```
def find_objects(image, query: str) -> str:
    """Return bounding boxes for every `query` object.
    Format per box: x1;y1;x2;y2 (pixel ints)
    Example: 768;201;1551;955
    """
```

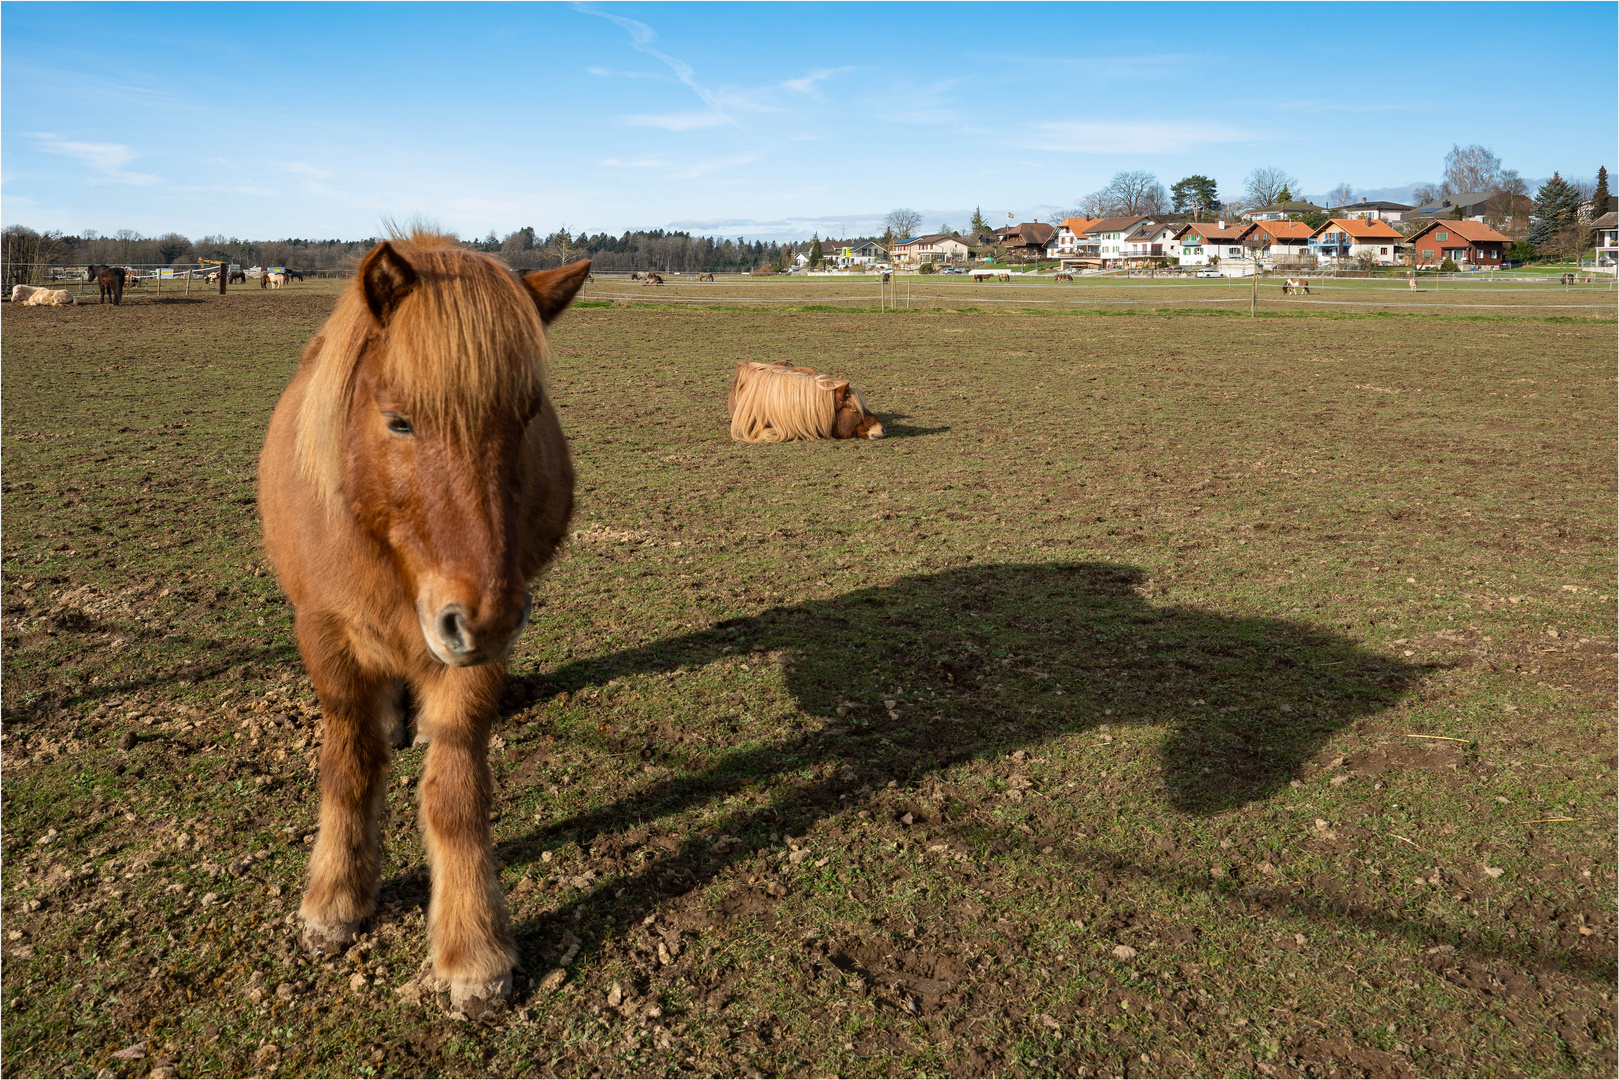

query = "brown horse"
728;360;884;442
1282;277;1310;295
972;272;992;282
698;272;715;282
89;265;125;305
642;273;664;286
998;273;1011;282
1054;273;1074;282
258;232;588;1019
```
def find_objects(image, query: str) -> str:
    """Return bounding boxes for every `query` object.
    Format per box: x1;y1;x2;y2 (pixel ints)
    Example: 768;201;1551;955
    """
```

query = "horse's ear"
523;260;593;324
360;242;418;325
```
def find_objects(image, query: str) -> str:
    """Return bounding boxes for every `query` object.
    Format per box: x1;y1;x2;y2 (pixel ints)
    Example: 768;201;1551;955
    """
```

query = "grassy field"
2;280;1615;1078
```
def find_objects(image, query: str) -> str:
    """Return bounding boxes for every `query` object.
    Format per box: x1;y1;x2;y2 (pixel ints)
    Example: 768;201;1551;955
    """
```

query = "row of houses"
804;206;1514;273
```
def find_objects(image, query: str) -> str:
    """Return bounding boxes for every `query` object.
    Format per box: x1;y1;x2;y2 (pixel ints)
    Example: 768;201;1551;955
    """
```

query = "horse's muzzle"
418;593;531;667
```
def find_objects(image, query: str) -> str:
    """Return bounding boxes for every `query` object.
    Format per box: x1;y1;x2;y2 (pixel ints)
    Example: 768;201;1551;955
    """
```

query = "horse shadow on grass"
872;411;950;439
461;561;1447;982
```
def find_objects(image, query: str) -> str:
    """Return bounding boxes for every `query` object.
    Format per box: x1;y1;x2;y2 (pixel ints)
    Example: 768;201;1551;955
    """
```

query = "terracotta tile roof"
1059;217;1100;234
1407;220;1511;243
1175;222;1244;241
1247;221;1313;240
1313;218;1402;240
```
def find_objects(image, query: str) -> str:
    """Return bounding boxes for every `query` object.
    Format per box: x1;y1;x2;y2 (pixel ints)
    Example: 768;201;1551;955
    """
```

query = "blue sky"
4;1;1615;242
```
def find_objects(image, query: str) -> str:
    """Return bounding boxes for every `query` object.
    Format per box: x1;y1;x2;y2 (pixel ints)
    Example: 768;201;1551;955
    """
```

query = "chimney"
1217;219;1225;230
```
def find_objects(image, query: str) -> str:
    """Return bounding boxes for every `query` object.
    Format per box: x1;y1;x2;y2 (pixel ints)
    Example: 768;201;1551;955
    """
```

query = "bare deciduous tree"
884;208;924;240
1487;169;1529;229
1243;166;1300;209
1326;182;1356;209
1443;144;1502;196
1411;182;1444;207
1096;171;1168;216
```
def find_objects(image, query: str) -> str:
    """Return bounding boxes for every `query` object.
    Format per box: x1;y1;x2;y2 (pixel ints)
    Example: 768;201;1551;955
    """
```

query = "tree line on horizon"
0;144;1608;277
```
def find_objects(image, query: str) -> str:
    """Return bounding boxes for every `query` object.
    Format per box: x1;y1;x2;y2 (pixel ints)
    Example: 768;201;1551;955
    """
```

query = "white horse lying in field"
11;284;43;302
23;288;76;306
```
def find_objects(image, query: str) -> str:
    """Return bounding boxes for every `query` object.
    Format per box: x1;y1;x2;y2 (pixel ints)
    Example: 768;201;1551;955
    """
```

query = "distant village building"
1403;220;1511;268
1326;199;1414;223
1308;218;1403;265
1241;200;1327;222
1409;192;1493;223
891;233;971;266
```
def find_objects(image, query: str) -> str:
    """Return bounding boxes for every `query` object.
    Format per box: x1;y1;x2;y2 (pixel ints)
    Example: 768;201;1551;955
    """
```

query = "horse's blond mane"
296;240;547;511
728;361;839;442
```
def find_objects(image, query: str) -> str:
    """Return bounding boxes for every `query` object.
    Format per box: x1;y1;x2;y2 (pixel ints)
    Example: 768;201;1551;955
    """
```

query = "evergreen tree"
809;233;823;269
1592;166;1610;218
1170;175;1220;221
1276;185;1293;204
1527;172;1582;246
970;206;990;234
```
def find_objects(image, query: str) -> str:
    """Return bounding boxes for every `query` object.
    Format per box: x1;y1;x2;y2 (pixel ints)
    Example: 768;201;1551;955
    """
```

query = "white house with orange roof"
1308;218;1402;265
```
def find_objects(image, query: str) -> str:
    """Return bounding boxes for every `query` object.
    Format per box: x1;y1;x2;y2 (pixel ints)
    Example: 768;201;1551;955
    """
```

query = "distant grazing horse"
230;270;247;284
1054;273;1074;282
642;273;664;286
267;272;286;289
972;272;992;282
1282;278;1310;295
629;271;642;281
998;274;1011;282
698;272;715;282
258;232;588;1019
260;271;270;290
728;359;885;442
1560;273;1576;285
24;288;76;307
89;265;125;305
286;269;305;282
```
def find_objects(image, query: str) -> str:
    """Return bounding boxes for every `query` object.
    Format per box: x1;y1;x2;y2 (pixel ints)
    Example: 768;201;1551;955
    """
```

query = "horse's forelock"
296;245;547;511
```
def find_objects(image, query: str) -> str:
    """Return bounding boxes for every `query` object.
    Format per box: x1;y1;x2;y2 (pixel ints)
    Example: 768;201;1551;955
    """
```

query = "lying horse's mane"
729;361;843;442
296;237;548;512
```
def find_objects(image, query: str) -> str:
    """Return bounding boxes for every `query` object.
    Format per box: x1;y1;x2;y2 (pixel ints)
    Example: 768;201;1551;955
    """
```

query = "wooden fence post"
219;262;227;295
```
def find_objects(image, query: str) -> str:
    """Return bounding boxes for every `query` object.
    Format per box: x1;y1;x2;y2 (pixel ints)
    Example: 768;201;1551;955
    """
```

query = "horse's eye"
384;413;413;436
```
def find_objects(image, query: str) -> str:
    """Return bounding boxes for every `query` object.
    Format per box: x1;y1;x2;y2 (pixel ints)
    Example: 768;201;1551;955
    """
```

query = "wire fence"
0;262;353;296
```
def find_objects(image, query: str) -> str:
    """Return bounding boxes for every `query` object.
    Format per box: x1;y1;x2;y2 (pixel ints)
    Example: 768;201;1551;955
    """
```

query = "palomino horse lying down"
24;288;76;306
728;359;884;442
258;231;588;1019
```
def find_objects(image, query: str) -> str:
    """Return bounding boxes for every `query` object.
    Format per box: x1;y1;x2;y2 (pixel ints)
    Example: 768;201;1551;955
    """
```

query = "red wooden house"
1404;220;1510;268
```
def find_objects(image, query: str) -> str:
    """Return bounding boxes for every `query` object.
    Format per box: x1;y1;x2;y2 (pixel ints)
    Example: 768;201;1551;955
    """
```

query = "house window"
1380;247;1388;255
1422;249;1434;259
1436;231;1448;241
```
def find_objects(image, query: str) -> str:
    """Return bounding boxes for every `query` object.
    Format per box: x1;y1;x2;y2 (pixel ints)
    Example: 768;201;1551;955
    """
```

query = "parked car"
1195;268;1221;278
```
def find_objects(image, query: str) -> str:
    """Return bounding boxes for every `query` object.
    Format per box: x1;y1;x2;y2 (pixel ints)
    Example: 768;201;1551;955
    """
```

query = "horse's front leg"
296;617;393;955
414;662;514;1018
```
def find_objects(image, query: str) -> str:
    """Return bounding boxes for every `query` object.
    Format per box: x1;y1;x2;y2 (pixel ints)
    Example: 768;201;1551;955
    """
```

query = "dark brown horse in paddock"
230;270;247;284
698;272;715;281
88;265;125;305
258;231;587;1019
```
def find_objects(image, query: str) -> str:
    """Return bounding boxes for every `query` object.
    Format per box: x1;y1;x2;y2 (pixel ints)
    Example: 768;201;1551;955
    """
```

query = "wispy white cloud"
26;133;160;185
1025;121;1253;154
280;161;334;181
586;65;668;80
617;112;731;132
781;66;851;98
576;5;737;128
601;157;669;169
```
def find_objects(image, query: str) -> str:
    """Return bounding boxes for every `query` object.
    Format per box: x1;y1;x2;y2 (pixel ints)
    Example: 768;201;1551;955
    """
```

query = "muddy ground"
2;282;1615;1077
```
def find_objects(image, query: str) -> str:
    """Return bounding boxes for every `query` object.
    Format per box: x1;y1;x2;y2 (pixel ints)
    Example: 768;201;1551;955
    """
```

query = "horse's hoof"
300;918;362;957
449;972;513;1021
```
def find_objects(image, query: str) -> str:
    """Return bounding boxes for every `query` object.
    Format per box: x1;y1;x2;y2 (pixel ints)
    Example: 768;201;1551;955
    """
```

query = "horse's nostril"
437;608;469;653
